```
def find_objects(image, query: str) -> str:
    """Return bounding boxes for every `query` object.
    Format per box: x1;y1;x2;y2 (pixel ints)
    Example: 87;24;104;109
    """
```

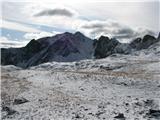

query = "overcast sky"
0;0;159;47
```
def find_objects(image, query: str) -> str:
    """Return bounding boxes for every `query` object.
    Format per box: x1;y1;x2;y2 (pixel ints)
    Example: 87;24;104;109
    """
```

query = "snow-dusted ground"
1;50;160;120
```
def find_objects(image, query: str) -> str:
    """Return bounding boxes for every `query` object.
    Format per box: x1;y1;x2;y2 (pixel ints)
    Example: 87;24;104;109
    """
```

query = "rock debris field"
1;54;160;120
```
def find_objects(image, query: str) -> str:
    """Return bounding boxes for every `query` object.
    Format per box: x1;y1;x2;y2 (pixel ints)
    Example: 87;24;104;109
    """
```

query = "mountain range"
1;32;160;68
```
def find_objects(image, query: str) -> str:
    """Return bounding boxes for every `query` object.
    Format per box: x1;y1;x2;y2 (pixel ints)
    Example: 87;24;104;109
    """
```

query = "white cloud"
0;20;41;33
1;1;158;44
23;3;79;17
0;36;29;48
78;19;156;42
34;8;77;17
24;31;61;40
20;3;81;30
2;1;159;33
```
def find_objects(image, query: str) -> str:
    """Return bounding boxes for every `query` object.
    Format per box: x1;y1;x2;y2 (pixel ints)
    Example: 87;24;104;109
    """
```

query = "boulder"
13;97;29;105
114;113;125;119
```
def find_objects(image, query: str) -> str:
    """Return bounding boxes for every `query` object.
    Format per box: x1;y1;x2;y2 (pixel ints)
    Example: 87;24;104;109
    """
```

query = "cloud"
79;20;155;42
81;20;120;30
18;3;81;30
24;31;61;40
0;36;29;48
0;20;41;33
82;22;105;29
2;1;159;36
1;2;157;44
34;8;75;17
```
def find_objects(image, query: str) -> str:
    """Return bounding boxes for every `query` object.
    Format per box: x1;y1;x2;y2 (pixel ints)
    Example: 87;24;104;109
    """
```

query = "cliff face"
94;36;120;58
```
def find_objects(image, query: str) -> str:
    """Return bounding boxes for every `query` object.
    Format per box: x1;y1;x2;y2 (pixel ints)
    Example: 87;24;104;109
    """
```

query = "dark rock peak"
97;36;120;45
130;34;157;50
74;31;92;42
25;39;39;47
56;32;77;41
99;36;110;41
142;35;156;42
94;36;120;58
63;32;74;37
24;39;43;53
74;31;84;36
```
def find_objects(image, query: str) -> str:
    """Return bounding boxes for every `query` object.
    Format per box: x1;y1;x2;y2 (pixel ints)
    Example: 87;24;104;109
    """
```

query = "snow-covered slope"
1;47;160;119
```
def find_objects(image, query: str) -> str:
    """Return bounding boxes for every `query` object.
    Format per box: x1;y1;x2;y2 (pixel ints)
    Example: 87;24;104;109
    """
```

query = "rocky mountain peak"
130;34;157;50
94;36;120;58
1;32;159;68
74;31;84;36
1;32;94;68
142;35;156;42
99;36;110;41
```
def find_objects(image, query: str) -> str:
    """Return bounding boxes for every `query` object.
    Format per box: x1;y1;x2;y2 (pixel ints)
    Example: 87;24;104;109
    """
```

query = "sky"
0;0;159;48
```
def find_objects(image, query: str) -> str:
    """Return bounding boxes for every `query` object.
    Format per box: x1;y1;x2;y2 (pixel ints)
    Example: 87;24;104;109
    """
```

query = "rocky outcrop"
114;113;125;119
146;109;160;118
93;36;133;58
13;97;29;105
130;35;158;50
94;36;120;58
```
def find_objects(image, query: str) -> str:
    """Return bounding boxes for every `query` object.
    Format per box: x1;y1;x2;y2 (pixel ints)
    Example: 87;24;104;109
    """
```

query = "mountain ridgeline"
94;34;160;58
1;32;160;68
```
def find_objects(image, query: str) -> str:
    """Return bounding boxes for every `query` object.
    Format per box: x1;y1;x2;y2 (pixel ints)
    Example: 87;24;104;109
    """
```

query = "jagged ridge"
1;32;160;68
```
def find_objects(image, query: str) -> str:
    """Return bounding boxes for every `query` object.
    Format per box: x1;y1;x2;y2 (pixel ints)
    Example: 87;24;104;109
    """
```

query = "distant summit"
94;34;160;58
130;35;158;50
